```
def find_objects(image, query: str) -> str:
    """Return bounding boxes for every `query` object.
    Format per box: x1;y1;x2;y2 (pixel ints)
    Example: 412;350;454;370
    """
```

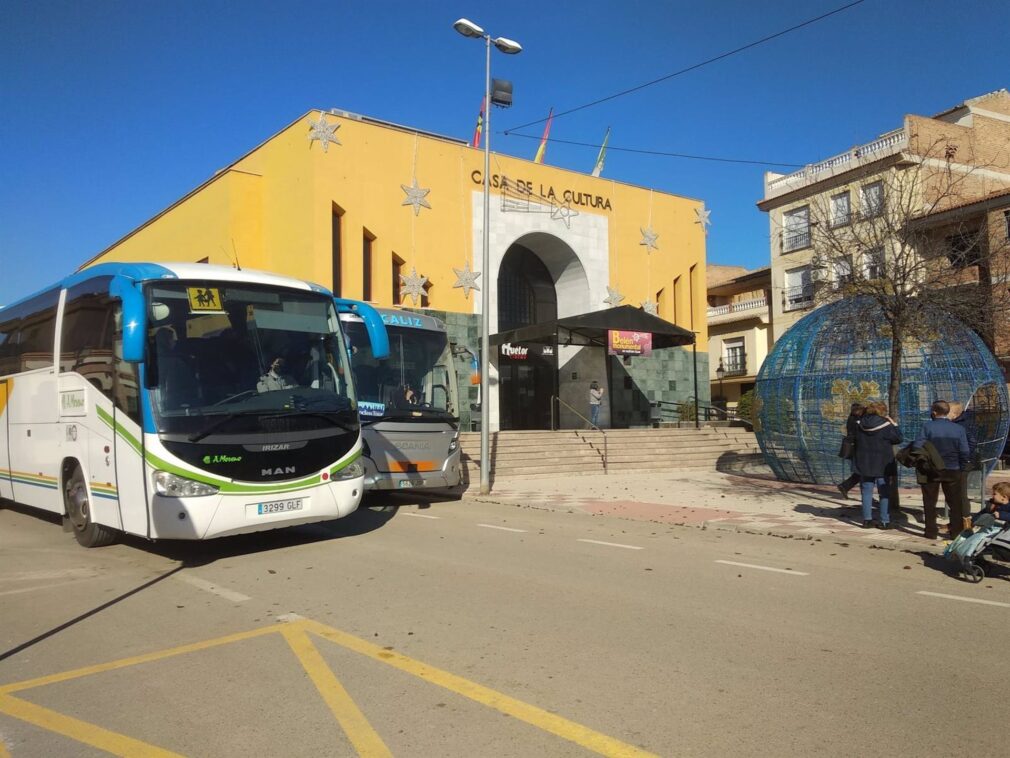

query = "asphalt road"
1;494;1008;757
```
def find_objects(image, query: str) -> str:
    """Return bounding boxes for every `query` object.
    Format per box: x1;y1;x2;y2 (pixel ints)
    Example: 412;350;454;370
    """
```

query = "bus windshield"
145;282;356;433
343;321;458;423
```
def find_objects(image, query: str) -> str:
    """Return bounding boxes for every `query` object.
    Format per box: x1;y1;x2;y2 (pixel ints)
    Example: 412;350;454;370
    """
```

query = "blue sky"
2;0;1007;306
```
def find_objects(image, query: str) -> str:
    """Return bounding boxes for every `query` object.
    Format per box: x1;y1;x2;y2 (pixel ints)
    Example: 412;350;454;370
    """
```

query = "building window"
783;206;810;252
1003;210;1010;240
946;231;981;269
672;276;681;324
689;264;697;330
829;191;850;228
833;256;854;289
331;203;344;297
722;338;746;376
655;288;665;319
863;247;885;280
391;253;404;305
859;181;883;219
783;266;813;312
421;281;431;308
362;230;374;301
196;256;209;264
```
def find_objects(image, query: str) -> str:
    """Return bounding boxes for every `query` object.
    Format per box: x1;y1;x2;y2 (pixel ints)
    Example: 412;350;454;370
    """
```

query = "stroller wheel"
967;564;985;583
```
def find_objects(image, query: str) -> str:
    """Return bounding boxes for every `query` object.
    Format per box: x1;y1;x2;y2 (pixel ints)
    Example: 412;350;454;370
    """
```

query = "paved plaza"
466;456;997;553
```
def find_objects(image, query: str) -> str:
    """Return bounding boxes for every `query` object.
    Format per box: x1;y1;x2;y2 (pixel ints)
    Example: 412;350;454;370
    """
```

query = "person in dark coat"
853;401;903;529
913;399;970;540
836;403;864;498
948;401;977;525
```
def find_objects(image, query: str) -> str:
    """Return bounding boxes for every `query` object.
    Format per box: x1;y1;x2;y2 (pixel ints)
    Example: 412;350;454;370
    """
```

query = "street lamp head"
493;36;522;54
716;360;726;380
453;18;485;38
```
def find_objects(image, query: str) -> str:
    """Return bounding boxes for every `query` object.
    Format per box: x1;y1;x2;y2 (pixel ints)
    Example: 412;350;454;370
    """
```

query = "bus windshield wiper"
262;411;358;433
188;412;259;443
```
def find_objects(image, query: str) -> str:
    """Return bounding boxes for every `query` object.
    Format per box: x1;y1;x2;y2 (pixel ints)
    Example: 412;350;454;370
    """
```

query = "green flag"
591;127;610;177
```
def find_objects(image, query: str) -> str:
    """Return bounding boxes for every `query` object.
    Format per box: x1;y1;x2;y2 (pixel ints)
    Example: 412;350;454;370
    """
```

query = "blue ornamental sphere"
754;297;1009;486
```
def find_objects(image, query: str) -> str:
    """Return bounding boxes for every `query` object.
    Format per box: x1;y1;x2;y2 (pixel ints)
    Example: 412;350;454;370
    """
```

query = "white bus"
0;262;388;547
340;308;464;493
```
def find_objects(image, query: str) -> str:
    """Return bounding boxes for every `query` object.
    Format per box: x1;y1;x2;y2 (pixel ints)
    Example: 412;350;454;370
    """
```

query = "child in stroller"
945;481;1010;583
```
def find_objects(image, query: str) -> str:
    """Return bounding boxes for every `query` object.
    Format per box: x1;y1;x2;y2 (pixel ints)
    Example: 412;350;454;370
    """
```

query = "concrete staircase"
459;426;763;480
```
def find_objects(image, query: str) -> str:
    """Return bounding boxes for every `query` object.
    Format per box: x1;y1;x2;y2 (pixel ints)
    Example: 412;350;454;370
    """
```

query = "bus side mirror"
110;276;147;363
333;298;389;359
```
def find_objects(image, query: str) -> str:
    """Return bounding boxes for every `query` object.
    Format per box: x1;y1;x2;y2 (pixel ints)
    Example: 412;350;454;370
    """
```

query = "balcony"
763;129;908;201
782;285;814;312
723;354;747;377
707;296;770;326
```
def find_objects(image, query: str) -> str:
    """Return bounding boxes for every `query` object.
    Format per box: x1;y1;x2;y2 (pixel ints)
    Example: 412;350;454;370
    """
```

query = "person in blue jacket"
913;400;970;540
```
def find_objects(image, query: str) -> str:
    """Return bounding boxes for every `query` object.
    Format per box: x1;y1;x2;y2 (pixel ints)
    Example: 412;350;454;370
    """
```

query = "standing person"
914;400;970;540
853;401;903;529
588;381;605;428
948;401;978;521
836;403;864;499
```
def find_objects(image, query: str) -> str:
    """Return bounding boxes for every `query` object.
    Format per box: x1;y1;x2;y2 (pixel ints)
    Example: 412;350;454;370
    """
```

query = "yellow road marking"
303;620;658;758
0;737;10;757
0;624;283;694
0;694;182;757
281;627;391;758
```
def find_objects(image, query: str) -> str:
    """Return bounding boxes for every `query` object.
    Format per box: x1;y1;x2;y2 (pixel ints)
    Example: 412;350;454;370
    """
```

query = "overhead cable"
503;0;868;134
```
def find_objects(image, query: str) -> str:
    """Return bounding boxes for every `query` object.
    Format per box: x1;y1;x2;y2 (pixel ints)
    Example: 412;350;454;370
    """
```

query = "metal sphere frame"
754;297;1010;487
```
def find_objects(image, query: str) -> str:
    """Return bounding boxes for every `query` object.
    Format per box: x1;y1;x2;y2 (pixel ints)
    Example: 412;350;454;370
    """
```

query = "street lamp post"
453;18;522;495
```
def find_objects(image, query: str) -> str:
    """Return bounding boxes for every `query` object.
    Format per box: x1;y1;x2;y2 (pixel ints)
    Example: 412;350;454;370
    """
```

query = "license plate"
397;480;414;489
252;498;303;516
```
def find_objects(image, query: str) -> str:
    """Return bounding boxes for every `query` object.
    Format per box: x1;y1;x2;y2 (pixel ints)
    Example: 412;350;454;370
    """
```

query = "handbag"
838;436;853;459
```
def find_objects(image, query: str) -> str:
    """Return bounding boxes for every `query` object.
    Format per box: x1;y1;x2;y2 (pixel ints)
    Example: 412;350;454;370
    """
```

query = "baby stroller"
945;513;1010;583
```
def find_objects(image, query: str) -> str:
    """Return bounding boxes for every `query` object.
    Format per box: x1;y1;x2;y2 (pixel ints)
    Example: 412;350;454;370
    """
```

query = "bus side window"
0;312;20;376
62;287;116;397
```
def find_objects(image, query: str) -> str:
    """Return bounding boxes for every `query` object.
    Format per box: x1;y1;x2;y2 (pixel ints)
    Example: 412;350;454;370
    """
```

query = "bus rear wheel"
64;463;117;548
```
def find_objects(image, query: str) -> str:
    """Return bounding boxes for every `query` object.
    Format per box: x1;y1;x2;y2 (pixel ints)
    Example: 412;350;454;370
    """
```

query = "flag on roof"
472;97;485;148
533;108;553;164
591;127;611;177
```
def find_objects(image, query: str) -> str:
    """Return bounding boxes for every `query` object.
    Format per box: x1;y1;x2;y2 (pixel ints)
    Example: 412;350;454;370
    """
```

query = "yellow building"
83;109;709;430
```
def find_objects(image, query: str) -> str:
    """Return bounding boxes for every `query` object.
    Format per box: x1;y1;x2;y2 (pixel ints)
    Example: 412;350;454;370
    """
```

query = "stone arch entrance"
495;233;596;430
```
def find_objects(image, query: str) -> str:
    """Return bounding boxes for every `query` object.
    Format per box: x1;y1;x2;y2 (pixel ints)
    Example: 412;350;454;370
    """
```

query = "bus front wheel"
64;463;117;548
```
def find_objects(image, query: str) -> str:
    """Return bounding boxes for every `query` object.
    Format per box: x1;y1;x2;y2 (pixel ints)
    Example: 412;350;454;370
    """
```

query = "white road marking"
176;574;251;602
477;524;527;533
402;512;441;520
0;579;92;597
916;591;1010;608
715;560;809;576
277;612;307;622
577;539;643;551
0;568;98;584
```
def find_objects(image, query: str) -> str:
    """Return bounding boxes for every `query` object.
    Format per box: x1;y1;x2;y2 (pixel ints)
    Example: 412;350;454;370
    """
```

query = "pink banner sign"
608;330;652;357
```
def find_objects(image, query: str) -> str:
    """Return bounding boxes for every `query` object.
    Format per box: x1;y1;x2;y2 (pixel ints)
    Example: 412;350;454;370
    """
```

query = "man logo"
262;466;296;476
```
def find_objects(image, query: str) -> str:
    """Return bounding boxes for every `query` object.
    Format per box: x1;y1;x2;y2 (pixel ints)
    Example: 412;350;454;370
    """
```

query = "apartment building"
706;264;772;408
758;89;1010;342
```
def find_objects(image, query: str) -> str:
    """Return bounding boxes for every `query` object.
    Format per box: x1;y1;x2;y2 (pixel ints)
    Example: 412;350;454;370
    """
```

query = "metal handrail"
550;395;608;474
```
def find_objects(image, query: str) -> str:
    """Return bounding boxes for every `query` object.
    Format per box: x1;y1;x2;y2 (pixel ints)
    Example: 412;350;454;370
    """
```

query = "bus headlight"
448;434;459;453
332;461;364;481
153;471;220;497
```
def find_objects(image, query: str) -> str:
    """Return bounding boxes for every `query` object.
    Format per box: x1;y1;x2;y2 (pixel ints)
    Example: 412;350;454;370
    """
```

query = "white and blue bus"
340;308;464;493
0;262;388;546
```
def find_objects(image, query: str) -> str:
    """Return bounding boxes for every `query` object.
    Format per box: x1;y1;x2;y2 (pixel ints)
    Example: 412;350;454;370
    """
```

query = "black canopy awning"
490;305;695;348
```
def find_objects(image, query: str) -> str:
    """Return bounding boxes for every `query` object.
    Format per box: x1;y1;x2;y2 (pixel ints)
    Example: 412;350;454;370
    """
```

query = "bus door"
0;379;12;501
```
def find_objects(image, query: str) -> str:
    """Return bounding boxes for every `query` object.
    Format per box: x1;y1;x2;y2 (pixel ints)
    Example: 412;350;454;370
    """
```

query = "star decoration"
603;286;625;307
639;226;659;252
399;267;428;304
550;199;579;228
401;179;432;216
695;206;712;234
452;260;481;299
640;299;658;315
307;114;341;152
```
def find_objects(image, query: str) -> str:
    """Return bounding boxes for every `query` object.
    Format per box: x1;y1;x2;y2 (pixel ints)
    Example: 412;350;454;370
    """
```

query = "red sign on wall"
608;330;652;357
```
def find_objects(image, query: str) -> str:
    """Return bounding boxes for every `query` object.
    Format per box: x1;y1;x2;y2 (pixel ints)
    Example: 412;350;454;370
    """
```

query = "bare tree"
806;134;1010;413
